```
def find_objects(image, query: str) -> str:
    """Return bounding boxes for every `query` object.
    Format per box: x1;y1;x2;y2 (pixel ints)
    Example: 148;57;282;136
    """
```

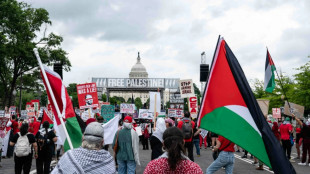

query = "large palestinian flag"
198;37;295;174
264;50;276;93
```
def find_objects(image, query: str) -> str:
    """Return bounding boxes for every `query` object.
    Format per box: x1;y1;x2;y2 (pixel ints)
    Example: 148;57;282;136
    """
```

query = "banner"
1;129;11;157
77;83;99;109
272;108;281;119
169;93;183;103
0;117;9;130
120;103;135;113
284;101;304;118
179;79;194;98
9;106;16;116
168;108;183;118
149;92;161;113
20;110;28;119
101;105;115;123
189;96;198;118
138;109;154;119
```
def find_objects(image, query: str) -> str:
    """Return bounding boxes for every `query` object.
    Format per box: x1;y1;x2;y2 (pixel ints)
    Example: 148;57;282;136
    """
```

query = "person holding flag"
198;37;296;174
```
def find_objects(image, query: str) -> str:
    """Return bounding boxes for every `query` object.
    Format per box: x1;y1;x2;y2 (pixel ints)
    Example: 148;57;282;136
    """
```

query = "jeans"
117;160;136;174
193;139;200;155
36;156;52;174
206;151;234;174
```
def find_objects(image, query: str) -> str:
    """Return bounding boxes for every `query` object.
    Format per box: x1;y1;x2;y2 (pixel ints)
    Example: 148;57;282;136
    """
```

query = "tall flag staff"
33;48;74;150
264;49;292;110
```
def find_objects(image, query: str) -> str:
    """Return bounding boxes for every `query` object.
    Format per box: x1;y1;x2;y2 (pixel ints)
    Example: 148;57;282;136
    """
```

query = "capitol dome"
129;52;148;78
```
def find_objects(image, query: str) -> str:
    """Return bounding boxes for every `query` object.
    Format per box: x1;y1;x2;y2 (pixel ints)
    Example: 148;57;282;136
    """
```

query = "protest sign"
170;93;183;103
77;83;99;109
81;108;96;122
200;129;208;139
179;79;194;98
149;92;161;113
272;108;281;119
27;107;35;117
0;110;4;117
0;117;9;130
101;105;115;123
284;101;304;118
31;99;40;115
20;110;28;119
170;103;184;109
189;96;198;118
168;108;183;118
120;103;135;113
138;109;154;119
135;126;142;136
26;102;32;109
9;106;16;116
257;99;269;118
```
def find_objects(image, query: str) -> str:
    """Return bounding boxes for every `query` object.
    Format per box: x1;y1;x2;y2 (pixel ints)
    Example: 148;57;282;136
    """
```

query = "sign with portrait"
77;83;99;109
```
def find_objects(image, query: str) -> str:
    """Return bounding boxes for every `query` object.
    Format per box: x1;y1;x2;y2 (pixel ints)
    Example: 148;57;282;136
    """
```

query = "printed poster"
0;117;9;130
9;106;16;116
272;108;281;119
77;83;99;109
149;92;161;113
120;103;135;113
168;109;183;118
189;96;198;118
138;109;154;119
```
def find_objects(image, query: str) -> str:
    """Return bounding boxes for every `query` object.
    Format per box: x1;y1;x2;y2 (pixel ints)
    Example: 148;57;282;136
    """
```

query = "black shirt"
11;133;36;144
35;129;56;158
150;136;163;160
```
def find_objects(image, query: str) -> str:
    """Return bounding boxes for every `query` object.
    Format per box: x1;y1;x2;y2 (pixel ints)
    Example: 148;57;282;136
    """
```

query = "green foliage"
102;94;107;102
134;97;143;110
193;83;201;105
0;0;70;107
66;83;78;108
110;96;126;105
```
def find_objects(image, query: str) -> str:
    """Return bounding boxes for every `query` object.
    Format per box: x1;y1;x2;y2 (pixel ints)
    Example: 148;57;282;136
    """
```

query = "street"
1;142;308;174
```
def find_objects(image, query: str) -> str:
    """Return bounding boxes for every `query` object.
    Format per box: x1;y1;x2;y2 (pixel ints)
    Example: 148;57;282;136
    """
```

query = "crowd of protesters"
1;106;310;174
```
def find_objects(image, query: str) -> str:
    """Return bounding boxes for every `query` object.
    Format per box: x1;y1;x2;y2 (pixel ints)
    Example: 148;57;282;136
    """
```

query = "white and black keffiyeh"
51;147;116;174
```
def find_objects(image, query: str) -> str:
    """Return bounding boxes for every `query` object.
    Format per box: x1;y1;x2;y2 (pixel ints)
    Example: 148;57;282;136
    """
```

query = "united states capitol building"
92;53;184;109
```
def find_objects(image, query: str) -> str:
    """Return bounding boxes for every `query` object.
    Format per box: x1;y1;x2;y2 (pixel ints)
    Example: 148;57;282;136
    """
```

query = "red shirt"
11;120;20;135
218;136;235;152
32;121;41;135
177;119;195;142
279;123;292;140
143;158;203;174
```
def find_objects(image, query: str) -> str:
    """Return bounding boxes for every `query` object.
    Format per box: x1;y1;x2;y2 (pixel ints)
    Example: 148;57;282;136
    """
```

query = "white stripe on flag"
264;64;272;90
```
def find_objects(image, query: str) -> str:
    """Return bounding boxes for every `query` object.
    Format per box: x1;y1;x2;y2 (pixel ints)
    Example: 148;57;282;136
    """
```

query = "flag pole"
267;49;292;112
33;48;74;150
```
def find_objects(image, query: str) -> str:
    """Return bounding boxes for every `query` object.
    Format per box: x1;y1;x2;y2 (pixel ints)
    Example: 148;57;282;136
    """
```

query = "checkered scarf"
51;147;116;174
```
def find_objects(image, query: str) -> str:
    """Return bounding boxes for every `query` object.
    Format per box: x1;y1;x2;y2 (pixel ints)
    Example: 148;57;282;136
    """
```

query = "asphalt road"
1;143;309;174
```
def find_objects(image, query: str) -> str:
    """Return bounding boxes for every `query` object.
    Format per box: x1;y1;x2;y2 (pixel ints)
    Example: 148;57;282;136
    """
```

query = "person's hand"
34;153;38;159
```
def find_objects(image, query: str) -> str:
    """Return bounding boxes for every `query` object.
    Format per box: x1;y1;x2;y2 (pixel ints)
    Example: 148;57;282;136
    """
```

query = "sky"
23;0;310;89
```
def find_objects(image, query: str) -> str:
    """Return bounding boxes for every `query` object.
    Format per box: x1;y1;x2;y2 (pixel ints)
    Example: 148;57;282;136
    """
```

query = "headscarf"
152;118;166;142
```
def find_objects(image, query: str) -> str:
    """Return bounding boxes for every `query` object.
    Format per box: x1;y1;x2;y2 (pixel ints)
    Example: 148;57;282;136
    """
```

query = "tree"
193;83;201;105
293;62;310;116
134;97;143;110
0;0;71;108
66;83;78;108
102;94;107;102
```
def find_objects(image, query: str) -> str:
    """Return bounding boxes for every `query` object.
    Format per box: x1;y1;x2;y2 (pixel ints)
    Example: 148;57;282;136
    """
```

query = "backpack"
14;133;31;157
182;121;193;139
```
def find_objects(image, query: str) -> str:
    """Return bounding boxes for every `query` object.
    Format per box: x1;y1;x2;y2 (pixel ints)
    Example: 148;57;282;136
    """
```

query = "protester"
210;131;218;150
206;135;235;174
177;111;195;161
199;132;207;149
11;115;20;135
0;134;2;168
113;116;140;174
165;118;174;128
295;126;302;160
29;117;41;135
142;124;150;150
294;115;310;166
272;121;280;141
150;118;166;159
193;119;201;157
36;121;57;174
144;127;203;174
279;117;294;162
10;123;38;174
52;122;116;173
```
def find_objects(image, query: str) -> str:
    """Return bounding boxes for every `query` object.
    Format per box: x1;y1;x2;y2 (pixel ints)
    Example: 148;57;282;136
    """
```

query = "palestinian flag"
40;66;82;152
198;37;296;174
41;109;53;126
264;50;276;93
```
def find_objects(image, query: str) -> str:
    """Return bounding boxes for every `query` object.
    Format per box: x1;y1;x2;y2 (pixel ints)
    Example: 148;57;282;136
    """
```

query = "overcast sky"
24;0;310;89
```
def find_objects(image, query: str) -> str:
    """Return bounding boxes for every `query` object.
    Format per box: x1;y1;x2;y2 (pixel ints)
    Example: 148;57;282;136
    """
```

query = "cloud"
22;0;310;89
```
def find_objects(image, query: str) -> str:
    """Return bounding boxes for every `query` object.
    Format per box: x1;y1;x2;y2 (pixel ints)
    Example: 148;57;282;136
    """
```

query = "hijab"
152;118;166;142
